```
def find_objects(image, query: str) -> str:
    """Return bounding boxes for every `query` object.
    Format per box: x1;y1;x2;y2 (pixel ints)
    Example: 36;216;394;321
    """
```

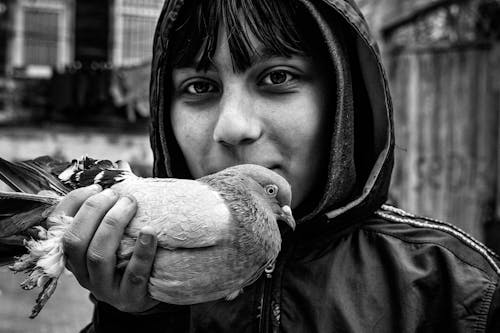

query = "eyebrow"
249;46;291;65
179;45;296;72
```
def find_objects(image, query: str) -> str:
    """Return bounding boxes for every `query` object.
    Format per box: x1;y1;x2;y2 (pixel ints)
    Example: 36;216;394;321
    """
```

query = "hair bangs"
168;0;314;72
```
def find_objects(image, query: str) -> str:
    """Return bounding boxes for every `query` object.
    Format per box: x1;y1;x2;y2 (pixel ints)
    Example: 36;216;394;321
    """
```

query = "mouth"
277;205;296;230
207;163;284;176
268;165;286;179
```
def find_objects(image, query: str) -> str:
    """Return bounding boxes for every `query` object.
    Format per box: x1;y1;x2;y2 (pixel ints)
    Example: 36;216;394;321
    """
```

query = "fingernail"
140;233;152;245
89;184;102;192
102;188;117;197
119;195;135;205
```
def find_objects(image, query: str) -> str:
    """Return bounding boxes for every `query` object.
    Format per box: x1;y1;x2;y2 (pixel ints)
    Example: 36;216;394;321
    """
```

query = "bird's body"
111;174;284;304
0;156;294;317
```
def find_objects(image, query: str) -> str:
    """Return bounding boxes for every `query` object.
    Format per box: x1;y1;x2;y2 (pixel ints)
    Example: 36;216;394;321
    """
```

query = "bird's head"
224;164;296;231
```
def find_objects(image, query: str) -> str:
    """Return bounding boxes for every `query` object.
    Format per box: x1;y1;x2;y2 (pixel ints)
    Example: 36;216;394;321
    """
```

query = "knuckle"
134;248;153;262
66;187;95;201
64;189;84;202
102;214;124;229
127;272;146;286
62;229;83;252
86;248;107;266
82;196;104;211
83;190;118;211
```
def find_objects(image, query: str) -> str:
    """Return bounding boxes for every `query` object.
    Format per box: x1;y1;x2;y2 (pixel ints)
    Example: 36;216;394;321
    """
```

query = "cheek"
301;88;330;154
170;104;213;176
171;105;193;148
278;94;329;159
276;93;329;205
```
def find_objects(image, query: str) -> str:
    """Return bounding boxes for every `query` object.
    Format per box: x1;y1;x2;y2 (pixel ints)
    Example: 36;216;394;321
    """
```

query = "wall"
0;125;153;176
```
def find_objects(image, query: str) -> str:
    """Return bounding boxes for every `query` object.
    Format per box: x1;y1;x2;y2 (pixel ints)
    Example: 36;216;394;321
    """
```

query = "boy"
57;0;500;331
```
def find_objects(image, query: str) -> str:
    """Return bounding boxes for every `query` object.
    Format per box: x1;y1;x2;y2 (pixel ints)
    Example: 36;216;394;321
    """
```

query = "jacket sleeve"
80;296;190;333
487;282;500;332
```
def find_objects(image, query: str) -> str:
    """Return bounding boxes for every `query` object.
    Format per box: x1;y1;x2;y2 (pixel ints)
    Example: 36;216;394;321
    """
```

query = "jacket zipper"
258;262;275;333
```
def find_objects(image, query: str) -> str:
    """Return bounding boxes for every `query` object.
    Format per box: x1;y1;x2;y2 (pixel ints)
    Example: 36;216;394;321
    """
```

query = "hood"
149;0;394;224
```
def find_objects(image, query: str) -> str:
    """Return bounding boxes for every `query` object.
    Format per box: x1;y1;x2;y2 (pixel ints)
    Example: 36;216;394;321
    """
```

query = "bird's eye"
265;184;279;197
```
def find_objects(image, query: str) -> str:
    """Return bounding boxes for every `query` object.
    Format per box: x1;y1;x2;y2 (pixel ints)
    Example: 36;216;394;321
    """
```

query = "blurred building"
0;0;163;125
6;0;74;75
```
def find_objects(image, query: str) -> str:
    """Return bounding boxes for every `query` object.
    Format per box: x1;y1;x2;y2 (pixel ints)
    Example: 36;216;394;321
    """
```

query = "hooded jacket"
83;0;500;332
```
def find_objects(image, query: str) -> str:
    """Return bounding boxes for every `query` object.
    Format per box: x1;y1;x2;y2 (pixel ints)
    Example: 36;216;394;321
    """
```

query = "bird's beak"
278;205;296;230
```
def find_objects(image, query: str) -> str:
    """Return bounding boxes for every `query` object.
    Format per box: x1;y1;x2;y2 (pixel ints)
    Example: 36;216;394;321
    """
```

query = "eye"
260;70;294;86
264;184;279;197
185;80;218;94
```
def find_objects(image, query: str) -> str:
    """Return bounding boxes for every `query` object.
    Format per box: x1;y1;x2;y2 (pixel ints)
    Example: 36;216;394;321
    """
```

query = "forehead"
185;27;305;72
167;0;326;72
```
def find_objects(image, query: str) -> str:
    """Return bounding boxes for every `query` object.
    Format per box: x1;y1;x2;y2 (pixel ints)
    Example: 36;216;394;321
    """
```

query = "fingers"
51;184;102;218
87;195;138;295
118;226;159;312
56;185;158;313
62;188;120;288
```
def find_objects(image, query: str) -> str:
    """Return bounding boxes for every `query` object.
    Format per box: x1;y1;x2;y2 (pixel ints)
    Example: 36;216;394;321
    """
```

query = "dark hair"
168;0;324;72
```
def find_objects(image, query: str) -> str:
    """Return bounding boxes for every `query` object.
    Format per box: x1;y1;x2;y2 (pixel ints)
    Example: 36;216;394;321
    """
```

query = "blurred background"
0;0;499;331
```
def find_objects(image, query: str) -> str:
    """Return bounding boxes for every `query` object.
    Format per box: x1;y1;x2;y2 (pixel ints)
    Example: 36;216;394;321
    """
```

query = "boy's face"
170;28;332;209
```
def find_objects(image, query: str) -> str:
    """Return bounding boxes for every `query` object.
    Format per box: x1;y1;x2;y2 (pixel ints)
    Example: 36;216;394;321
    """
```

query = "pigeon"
0;156;295;318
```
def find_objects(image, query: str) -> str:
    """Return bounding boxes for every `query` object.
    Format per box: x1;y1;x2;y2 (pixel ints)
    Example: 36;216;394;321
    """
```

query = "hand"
52;184;160;313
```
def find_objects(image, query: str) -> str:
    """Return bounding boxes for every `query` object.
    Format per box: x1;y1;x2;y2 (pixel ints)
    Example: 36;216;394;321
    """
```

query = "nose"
213;87;262;146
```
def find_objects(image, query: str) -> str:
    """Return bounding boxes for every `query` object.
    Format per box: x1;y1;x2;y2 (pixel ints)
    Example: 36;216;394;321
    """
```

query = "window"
11;0;73;74
23;7;59;66
122;0;162;8
113;0;163;66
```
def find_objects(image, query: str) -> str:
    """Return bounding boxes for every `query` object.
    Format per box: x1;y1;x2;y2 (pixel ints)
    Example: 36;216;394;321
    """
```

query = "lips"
268;166;284;177
206;162;283;176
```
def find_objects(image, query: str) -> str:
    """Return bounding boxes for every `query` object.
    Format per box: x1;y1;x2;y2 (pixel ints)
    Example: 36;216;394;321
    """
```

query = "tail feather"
0;236;28;266
0;191;59;269
0;157;71;195
0;192;59;238
0;155;123;318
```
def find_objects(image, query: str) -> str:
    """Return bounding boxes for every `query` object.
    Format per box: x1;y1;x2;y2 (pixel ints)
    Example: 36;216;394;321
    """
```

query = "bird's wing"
0;156;72;195
111;178;233;250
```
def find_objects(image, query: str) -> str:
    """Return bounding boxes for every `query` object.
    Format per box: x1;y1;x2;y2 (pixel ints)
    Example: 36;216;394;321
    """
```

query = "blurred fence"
388;44;499;239
383;1;500;241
